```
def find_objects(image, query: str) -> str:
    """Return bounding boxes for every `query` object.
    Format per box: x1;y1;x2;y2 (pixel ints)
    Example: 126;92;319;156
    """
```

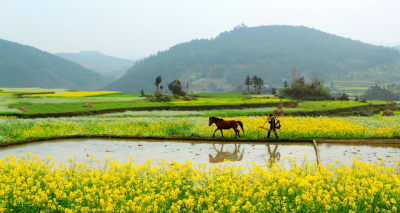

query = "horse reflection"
209;144;244;163
263;144;281;168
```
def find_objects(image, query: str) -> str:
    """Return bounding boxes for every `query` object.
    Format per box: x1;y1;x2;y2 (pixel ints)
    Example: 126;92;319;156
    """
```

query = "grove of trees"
361;84;399;101
244;75;264;93
281;74;331;100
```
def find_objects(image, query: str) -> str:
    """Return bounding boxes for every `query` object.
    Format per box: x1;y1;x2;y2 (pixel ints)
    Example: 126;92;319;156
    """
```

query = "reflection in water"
263;144;281;168
209;143;244;163
1;138;396;168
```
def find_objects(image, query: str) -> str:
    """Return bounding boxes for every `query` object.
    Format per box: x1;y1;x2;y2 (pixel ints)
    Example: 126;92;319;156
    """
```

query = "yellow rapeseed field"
0;116;16;119
0;154;399;212
2;115;398;142
25;91;121;98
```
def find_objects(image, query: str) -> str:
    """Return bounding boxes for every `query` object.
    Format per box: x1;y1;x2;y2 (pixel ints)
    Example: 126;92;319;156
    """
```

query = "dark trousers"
267;130;279;138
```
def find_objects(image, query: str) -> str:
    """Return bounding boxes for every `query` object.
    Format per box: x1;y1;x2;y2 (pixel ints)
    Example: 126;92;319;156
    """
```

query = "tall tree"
155;76;162;88
168;80;186;96
272;88;277;96
257;78;264;92
291;66;297;85
252;76;259;91
244;75;253;92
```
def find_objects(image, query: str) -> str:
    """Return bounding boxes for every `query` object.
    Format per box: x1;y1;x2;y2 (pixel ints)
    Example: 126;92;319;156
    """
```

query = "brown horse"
208;117;244;138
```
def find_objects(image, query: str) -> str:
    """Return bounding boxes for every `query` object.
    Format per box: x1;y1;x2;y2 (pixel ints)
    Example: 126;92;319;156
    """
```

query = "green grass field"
298;100;387;111
194;93;251;98
0;88;391;116
0;89;294;115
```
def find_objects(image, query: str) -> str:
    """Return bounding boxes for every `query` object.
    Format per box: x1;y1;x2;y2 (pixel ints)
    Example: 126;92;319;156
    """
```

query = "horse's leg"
213;128;219;137
233;145;238;154
213;143;218;152
220;129;223;138
235;123;240;138
233;127;239;138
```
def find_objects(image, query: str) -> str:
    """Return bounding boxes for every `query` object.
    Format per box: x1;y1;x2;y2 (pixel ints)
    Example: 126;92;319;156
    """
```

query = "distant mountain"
394;45;400;51
55;51;134;82
0;39;105;90
103;25;400;93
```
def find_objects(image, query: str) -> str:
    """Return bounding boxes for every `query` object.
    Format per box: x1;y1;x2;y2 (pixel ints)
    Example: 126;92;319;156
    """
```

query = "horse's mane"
210;117;224;121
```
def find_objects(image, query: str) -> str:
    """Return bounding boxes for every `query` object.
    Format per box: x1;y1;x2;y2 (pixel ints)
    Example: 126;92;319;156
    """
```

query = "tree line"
244;75;264;93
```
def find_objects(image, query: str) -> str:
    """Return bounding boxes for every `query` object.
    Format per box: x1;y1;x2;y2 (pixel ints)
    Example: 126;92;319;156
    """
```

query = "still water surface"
0;139;398;168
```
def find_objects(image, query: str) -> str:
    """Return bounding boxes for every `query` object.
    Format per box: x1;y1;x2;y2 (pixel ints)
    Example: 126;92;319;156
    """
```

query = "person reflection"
263;144;281;168
208;143;244;163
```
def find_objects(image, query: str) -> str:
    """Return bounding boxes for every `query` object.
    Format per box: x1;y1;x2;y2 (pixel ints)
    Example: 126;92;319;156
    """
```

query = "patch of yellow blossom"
1;116;399;142
25;91;121;98
0;154;399;212
0;116;17;120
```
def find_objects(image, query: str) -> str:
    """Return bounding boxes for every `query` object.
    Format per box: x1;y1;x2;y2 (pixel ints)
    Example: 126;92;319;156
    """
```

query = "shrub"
338;93;349;101
149;95;171;102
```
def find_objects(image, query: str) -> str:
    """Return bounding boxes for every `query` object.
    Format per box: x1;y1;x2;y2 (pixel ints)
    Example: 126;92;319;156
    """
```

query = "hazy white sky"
1;0;399;60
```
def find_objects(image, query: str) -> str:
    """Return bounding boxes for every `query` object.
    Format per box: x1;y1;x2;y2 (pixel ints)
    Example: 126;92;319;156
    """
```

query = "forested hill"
55;51;134;82
103;25;400;93
0;39;105;90
394;45;400;51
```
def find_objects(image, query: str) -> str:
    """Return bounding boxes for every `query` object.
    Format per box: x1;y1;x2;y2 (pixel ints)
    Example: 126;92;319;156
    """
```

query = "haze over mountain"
103;25;400;93
0;39;105;90
55;51;134;82
394;45;400;51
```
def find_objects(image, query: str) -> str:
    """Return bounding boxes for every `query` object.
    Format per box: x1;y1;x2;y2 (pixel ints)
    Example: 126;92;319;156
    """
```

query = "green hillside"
103;25;400;93
55;51;134;82
0;39;105;90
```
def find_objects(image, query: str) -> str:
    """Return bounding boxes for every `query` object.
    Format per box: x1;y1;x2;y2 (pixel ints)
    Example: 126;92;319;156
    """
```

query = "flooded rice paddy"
0;139;399;168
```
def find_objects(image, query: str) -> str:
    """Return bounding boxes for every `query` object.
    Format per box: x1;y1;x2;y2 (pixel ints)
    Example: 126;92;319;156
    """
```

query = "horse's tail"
237;121;244;134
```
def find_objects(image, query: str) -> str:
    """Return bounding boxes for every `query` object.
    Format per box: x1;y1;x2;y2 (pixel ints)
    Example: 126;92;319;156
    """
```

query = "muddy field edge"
2;135;400;148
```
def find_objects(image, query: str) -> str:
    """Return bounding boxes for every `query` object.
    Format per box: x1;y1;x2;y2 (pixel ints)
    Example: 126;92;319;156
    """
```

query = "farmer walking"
267;114;279;138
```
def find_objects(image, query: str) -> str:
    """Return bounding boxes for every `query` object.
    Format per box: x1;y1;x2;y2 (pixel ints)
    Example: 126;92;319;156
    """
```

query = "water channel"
0;139;399;168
